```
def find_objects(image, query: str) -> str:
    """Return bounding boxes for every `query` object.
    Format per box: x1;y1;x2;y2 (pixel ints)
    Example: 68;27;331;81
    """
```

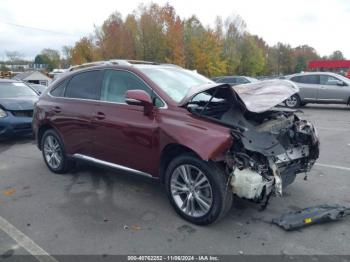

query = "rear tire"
41;129;73;174
285;94;301;108
164;153;233;225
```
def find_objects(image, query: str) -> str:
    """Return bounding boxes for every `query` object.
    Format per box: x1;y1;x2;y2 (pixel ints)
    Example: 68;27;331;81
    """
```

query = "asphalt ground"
0;104;349;260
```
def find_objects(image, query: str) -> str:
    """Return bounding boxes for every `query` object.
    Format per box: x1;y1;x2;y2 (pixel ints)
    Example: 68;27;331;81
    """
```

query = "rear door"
49;70;103;156
319;74;350;103
290;75;320;101
90;69;162;175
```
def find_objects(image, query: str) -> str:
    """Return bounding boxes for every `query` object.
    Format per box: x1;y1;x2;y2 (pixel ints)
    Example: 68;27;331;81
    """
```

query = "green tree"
238;34;265;76
328;50;345;60
293;45;319;72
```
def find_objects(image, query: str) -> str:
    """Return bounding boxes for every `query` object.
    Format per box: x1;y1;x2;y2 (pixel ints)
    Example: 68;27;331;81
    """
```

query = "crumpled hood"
0;96;38;111
180;80;299;113
233;80;299;113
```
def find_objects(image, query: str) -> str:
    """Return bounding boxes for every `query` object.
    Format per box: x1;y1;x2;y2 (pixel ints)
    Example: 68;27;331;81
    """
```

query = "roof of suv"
67;59;172;72
285;71;346;79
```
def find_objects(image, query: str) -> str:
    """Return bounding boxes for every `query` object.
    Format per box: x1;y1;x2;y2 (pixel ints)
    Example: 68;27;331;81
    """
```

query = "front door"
91;69;161;175
319;75;350;103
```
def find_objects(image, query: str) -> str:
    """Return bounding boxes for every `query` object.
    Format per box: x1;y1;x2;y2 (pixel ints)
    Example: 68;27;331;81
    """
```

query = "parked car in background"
28;83;47;95
0;79;38;139
213;76;258;86
284;72;350;108
33;60;319;225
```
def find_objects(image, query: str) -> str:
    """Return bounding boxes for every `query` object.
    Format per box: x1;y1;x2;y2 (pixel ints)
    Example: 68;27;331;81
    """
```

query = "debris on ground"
272;204;350;231
131;225;142;231
2;188;16;196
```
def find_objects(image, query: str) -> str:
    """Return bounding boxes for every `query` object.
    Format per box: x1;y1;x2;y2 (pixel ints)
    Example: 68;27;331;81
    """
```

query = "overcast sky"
0;0;349;60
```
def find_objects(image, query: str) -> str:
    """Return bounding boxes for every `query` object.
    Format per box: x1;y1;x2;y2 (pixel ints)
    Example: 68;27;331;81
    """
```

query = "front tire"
41;129;73;174
285;94;301;108
165;154;233;225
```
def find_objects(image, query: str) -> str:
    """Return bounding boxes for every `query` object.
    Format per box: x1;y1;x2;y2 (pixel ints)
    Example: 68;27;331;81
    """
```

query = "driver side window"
101;70;151;103
320;75;343;86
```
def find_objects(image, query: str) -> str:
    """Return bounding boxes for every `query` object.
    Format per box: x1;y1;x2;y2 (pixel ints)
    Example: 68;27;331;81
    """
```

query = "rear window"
65;71;101;100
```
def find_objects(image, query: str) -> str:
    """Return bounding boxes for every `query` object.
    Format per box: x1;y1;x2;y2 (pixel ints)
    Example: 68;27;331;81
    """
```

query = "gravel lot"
0;104;349;258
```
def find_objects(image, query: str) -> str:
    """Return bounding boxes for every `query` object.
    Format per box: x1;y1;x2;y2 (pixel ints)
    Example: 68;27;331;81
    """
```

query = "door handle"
94;111;106;120
53;106;61;113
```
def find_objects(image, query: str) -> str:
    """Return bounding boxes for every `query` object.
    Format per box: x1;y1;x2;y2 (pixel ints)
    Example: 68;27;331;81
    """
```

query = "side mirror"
125;90;153;114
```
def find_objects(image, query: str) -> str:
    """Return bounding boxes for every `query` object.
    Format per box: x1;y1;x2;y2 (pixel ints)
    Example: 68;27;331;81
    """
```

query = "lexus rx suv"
33;60;319;225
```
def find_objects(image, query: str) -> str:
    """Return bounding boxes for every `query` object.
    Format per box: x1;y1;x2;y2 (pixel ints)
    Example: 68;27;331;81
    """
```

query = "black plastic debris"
272;204;350;231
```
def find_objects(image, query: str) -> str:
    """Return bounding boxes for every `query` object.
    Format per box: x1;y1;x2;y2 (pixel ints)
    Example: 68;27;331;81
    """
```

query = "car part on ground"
33;60;320;224
272;205;350;231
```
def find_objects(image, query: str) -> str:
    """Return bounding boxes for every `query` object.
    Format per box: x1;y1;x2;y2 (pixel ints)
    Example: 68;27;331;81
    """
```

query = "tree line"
2;3;346;77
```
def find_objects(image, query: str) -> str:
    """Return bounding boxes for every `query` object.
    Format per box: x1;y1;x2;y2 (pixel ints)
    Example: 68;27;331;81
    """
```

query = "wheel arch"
37;123;61;150
159;143;201;184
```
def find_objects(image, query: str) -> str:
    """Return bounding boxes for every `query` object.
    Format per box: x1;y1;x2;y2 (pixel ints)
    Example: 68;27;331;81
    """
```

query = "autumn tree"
71;37;97;65
161;4;185;66
95;12;136;60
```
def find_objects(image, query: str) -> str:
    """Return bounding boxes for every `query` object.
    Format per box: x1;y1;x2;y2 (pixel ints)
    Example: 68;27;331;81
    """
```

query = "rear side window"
50;80;66;97
291;75;319;84
65;71;101;100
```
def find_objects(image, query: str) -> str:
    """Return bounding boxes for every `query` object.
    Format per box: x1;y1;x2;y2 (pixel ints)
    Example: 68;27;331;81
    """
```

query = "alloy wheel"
285;95;298;107
170;164;213;217
43;135;62;169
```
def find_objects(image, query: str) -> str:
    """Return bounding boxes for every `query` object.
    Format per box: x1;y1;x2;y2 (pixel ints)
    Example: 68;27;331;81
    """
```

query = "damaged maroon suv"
33;60;319;225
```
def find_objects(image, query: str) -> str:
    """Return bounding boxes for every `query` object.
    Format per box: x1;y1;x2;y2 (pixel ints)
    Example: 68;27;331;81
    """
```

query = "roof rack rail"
67;61;116;72
67;59;176;72
109;59;161;66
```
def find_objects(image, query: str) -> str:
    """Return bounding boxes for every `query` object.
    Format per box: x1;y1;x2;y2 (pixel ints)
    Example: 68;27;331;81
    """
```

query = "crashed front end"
186;80;319;204
227;111;319;201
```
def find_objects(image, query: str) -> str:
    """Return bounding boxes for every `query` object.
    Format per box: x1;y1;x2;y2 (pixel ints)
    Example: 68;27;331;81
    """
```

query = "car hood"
180;80;299;113
0;96;38;111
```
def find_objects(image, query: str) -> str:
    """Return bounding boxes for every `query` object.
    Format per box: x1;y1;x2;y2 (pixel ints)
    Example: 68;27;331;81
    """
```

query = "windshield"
0;82;38;98
138;67;213;102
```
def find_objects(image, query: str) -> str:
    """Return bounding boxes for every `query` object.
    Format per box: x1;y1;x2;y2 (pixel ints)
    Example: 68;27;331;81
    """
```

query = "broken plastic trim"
272;204;350;231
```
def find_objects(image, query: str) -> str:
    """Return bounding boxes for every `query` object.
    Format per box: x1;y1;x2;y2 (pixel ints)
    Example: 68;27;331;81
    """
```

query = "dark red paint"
32;65;233;177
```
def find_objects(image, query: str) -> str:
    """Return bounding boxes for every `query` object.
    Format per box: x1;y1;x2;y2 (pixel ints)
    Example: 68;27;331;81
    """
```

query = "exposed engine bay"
186;81;320;206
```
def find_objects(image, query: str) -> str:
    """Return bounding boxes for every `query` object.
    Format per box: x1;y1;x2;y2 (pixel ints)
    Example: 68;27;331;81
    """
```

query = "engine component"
230;168;273;200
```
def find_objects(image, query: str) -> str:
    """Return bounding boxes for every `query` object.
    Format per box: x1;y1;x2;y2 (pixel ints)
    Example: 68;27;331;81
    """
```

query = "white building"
12;71;52;86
